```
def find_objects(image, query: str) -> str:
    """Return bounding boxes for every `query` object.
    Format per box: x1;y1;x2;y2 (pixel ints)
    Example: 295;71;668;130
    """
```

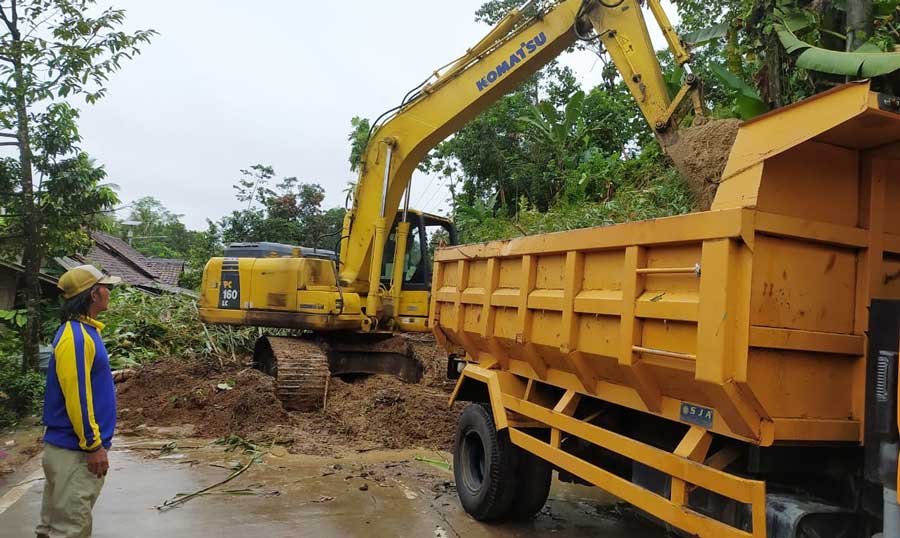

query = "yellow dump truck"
432;81;900;538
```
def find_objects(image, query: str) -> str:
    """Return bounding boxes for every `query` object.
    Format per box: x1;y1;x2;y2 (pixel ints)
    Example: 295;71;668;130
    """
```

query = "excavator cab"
380;211;458;292
380;211;457;332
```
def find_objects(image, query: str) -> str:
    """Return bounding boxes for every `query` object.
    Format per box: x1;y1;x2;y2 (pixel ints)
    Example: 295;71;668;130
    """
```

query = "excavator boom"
337;0;698;329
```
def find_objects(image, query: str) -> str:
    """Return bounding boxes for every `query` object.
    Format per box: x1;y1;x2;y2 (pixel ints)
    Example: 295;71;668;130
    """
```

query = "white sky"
69;0;677;230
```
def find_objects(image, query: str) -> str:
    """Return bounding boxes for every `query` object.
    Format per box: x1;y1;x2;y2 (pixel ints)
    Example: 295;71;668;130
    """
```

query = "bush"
455;142;695;243
102;288;257;369
0;355;44;429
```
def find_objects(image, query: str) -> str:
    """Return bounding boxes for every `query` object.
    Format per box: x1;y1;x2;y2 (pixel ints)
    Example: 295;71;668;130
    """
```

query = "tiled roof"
146;258;185;286
85;232;185;288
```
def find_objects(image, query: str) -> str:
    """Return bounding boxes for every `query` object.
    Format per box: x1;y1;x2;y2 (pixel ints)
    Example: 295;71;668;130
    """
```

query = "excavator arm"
338;0;698;329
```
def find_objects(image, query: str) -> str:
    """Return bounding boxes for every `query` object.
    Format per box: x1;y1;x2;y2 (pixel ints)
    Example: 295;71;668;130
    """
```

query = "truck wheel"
454;403;518;521
507;449;552;520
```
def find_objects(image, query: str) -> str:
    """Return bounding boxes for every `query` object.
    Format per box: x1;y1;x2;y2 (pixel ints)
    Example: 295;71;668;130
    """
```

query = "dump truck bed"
432;82;900;447
432;82;900;537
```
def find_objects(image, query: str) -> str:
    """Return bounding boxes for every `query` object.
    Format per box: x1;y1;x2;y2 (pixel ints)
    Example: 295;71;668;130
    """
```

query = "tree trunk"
11;30;41;373
726;25;742;76
846;0;874;52
766;33;785;109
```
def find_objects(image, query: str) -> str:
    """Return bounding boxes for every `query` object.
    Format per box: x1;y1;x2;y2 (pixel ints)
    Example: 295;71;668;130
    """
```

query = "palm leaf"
709;64;763;101
665;64;686;98
564;91;585;128
855;42;884;53
776;9;812;33
538;101;559;123
709;64;767;120
777;23;900;77
682;22;729;46
517;115;553;140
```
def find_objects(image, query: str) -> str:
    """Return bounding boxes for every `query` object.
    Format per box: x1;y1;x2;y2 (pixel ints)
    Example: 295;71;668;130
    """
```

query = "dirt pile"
308;375;463;452
117;336;464;456
666;118;741;210
116;357;290;439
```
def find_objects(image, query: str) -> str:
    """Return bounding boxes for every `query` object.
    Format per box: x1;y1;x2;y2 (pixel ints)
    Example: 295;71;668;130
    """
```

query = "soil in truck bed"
666;118;741;210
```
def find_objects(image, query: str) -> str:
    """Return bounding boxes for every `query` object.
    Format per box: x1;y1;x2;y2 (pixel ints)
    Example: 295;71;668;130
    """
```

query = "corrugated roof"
0;259;60;287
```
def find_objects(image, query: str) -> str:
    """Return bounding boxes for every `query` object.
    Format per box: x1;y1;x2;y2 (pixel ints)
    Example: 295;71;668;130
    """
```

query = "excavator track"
253;336;330;411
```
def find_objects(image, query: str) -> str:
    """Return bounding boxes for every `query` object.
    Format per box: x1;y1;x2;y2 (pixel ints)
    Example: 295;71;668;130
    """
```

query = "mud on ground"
116;336;464;456
0;420;43;476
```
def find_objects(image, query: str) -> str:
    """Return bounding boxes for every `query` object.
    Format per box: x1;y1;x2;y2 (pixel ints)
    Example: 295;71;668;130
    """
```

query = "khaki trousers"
35;443;105;538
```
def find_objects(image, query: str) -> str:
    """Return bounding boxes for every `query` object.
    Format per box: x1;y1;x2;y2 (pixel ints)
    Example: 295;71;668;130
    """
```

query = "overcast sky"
71;0;677;230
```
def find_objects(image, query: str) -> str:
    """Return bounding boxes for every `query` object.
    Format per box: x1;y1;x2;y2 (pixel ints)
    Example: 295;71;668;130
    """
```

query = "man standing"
37;265;120;538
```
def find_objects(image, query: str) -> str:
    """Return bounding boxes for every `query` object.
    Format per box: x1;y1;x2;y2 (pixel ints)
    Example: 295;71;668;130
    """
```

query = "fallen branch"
169;487;279;498
415;455;452;471
157;458;253;511
124;445;205;451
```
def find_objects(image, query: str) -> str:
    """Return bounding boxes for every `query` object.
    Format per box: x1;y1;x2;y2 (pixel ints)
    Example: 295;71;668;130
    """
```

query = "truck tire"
454;403;518;521
507;449;552;520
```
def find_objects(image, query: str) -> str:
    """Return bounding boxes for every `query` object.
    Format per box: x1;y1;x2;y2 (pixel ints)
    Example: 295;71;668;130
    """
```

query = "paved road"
0;441;665;538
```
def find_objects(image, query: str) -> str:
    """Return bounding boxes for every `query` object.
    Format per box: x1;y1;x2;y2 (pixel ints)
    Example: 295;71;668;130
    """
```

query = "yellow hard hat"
58;265;122;300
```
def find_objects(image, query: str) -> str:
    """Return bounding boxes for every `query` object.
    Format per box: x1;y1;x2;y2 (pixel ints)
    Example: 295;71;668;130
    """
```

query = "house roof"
146;258;186;287
55;232;189;293
87;232;160;286
0;259;60;288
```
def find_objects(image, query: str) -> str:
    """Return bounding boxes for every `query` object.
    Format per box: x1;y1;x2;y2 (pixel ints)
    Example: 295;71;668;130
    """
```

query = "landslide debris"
116;357;289;440
116;336;464;456
665;118;741;211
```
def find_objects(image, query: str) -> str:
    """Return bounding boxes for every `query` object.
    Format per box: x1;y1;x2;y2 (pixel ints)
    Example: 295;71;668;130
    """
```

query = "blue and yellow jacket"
43;317;116;451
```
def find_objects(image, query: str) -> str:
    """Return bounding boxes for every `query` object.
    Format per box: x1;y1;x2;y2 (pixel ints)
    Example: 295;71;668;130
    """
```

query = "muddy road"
1;439;666;538
1;343;669;537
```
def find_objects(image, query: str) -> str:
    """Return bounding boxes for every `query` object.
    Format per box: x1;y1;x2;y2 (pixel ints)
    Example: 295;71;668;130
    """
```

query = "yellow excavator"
199;0;705;410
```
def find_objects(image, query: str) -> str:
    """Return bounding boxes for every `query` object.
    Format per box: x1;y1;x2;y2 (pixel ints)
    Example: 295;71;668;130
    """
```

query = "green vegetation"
0;0;156;371
0;326;42;428
0;353;43;428
100;289;257;370
678;0;900;112
452;142;693;243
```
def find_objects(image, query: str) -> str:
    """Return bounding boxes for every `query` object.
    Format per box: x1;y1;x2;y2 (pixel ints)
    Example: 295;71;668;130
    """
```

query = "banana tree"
518;90;590;171
777;23;900;76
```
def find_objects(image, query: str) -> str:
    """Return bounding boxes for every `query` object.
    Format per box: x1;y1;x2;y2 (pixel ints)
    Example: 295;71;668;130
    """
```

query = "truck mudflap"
451;364;769;537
